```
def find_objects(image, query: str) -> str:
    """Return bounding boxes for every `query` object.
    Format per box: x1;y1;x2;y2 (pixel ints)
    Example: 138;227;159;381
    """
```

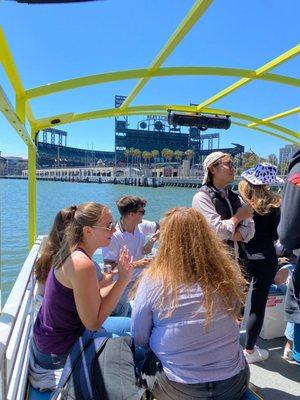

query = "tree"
161;148;174;163
185;149;194;160
174;150;183;164
151;150;159;163
242;152;260;169
129;147;135;164
142;151;152;165
161;148;169;162
278;160;289;175
267;154;278;165
124;149;130;166
133;149;141;165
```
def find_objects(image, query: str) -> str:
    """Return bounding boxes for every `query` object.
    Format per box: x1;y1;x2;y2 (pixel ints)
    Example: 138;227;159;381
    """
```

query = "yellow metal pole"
33;104;300;142
28;131;37;250
248;106;300;128
25;67;299;100
196;44;300;110
0;27;36;125
121;0;213;108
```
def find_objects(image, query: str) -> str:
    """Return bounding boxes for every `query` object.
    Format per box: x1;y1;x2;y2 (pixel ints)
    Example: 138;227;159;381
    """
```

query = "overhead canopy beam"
196;44;300;111
120;0;213;108
25;67;300;100
0;86;35;148
232;121;300;146
31;103;300;143
0;28;35;125
248;106;300;127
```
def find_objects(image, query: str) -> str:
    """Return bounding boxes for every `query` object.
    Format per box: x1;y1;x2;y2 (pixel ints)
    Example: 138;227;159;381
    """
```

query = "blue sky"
0;0;299;158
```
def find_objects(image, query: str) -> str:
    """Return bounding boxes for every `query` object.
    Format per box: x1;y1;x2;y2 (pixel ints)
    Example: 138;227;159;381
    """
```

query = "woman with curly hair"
239;163;282;364
131;207;248;400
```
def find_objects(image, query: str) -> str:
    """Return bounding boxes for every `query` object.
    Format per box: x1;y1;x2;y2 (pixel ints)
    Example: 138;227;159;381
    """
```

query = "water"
0;179;196;304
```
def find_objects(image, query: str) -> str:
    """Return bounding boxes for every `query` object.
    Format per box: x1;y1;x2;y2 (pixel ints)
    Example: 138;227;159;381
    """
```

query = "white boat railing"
0;236;43;400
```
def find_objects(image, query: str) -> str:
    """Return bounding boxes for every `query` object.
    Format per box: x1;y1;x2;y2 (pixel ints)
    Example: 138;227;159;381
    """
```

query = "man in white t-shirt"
102;195;159;316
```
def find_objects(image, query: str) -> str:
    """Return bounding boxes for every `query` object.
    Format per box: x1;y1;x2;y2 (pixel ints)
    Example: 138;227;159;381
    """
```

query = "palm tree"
174;150;183;164
133;149;142;166
166;149;174;163
124;149;130;166
185;149;194;161
129;147;135;164
151;150;159;163
142;151;148;165
142;151;152;165
161;148;169;163
162;149;174;163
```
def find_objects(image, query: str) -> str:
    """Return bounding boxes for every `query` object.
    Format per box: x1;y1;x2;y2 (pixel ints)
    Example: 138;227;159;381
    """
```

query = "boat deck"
249;337;300;399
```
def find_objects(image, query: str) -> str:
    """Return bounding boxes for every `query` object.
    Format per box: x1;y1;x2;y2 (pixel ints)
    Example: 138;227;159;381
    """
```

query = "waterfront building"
4;156;28;175
0;154;6;174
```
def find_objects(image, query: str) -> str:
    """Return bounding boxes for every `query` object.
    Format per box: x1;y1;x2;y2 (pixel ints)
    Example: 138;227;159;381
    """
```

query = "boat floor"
248;337;300;399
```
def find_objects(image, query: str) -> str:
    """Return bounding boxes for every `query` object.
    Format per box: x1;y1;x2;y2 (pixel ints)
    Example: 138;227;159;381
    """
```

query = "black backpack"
51;331;146;400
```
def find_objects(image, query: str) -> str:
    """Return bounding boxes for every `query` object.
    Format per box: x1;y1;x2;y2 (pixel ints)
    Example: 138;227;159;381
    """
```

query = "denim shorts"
30;338;68;370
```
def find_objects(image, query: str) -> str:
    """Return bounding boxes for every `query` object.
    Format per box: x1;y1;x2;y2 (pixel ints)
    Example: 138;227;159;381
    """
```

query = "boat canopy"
0;0;299;248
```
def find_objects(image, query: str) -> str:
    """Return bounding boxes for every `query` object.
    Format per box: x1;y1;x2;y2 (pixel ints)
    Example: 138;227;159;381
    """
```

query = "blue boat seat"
242;387;263;399
28;386;52;400
28;384;262;400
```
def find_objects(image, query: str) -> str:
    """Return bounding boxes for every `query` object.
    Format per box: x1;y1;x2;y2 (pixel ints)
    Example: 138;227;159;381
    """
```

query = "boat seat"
242;387;263;399
27;386;262;400
28;386;53;400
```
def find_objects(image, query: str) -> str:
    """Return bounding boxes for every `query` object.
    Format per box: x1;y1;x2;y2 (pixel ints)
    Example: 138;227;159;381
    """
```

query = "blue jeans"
293;323;300;363
31;317;131;370
102;316;131;336
31;338;68;370
285;322;294;341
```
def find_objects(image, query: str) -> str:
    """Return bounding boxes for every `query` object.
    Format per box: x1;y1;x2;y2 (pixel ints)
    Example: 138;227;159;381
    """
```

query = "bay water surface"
0;179;196;304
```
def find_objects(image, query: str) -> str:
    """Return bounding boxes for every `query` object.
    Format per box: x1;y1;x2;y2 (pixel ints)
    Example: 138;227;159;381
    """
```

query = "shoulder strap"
51;330;94;399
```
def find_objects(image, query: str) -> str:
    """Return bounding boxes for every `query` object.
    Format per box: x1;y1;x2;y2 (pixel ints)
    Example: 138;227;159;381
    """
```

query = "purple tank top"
34;265;85;355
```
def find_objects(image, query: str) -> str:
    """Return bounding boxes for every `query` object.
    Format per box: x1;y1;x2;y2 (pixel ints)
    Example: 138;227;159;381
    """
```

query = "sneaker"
243;346;269;363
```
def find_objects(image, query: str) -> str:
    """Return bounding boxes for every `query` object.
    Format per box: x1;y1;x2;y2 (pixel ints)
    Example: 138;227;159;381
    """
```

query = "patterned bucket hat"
241;162;284;185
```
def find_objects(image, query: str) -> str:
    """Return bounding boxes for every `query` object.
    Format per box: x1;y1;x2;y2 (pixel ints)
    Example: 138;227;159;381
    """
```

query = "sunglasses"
218;160;235;169
136;209;146;215
93;221;116;231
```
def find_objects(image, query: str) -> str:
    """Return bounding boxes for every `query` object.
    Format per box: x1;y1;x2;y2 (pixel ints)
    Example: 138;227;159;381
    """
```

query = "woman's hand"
117;246;134;285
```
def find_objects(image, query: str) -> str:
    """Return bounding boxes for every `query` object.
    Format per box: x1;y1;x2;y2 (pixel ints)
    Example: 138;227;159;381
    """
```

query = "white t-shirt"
102;219;157;301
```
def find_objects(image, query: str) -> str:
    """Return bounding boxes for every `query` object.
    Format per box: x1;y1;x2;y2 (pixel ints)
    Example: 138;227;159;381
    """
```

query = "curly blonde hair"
238;179;281;215
139;207;246;326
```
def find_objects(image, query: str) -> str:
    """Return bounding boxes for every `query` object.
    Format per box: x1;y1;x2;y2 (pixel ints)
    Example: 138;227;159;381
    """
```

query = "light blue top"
131;277;245;384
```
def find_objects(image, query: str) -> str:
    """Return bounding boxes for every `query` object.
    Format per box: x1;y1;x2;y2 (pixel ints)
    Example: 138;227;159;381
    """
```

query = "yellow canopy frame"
0;0;299;249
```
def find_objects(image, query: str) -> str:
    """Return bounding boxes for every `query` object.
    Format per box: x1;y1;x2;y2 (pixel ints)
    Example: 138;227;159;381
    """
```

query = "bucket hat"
241;162;284;185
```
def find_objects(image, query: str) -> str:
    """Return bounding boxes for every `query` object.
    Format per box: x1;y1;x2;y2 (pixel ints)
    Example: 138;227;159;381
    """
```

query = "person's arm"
99;280;116;298
140;220;160;236
278;168;300;250
131;277;156;348
143;229;160;254
132;258;151;268
269;207;281;241
192;192;252;241
65;248;133;331
235;217;255;243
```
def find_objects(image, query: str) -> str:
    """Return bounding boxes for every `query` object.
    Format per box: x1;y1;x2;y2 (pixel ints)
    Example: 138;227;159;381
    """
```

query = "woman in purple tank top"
32;201;134;370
